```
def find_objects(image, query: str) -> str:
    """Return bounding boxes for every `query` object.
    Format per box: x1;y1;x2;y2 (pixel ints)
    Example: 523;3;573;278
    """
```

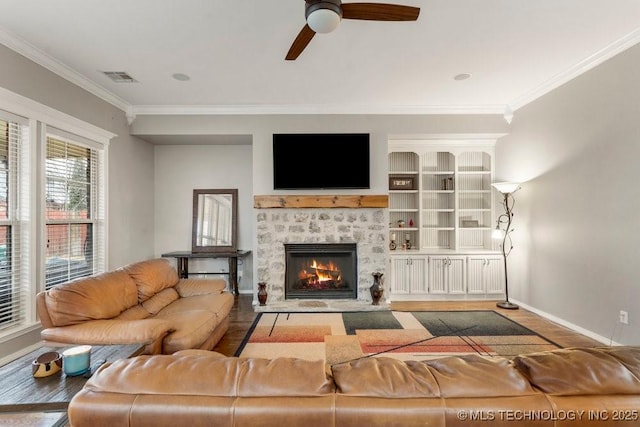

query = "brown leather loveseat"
68;346;640;426
36;258;234;354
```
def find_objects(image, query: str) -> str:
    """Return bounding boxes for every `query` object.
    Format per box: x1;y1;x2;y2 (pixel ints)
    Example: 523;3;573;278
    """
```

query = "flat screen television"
273;133;370;190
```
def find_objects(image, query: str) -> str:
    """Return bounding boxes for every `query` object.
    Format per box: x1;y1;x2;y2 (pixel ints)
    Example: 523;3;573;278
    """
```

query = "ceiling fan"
286;0;420;60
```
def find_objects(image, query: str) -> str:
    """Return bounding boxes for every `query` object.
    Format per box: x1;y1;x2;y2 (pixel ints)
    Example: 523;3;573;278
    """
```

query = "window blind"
0;111;29;331
45;134;105;290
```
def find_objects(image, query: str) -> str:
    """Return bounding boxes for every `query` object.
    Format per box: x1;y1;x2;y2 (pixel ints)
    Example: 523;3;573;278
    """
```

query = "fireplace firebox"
284;243;357;299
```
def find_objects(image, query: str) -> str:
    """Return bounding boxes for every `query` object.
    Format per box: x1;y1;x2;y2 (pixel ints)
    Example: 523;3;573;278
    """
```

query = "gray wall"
0;45;156;359
496;43;640;344
154;143;254;291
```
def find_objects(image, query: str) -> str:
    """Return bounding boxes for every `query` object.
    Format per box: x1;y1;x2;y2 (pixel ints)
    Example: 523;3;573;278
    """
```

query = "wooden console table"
161;250;251;296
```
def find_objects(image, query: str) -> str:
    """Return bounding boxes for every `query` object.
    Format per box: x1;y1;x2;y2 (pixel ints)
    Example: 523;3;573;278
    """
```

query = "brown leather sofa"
68;346;640;426
36;258;234;354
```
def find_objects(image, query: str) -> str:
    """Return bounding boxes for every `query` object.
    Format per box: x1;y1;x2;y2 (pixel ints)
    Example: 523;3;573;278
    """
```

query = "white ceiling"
1;0;640;117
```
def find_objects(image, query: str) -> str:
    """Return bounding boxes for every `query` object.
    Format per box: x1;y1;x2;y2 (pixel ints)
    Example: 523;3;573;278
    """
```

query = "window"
0;111;29;331
45;131;105;289
0;88;112;343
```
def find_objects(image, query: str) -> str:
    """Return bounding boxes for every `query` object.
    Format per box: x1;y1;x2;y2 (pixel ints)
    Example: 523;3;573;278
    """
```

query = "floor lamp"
491;182;521;310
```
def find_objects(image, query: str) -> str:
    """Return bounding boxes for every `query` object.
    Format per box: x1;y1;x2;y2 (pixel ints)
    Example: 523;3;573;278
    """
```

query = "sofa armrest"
175;278;227;297
40;318;174;346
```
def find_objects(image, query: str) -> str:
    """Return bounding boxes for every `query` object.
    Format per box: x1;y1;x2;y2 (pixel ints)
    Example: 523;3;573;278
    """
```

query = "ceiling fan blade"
342;3;420;21
286;24;316;60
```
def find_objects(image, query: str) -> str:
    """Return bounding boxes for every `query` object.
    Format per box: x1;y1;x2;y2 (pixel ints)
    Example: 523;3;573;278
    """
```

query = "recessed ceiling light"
453;73;472;81
172;73;191;81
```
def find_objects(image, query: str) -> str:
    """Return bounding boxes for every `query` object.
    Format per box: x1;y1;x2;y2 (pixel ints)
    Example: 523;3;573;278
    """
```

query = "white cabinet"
390;256;427;295
388;135;506;301
428;256;466;294
467;256;505;294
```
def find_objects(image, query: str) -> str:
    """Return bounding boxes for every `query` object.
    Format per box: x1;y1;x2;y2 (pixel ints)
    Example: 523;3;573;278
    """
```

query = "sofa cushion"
142;288;180;315
122;258;179;303
512;347;640;395
114;304;150;321
175;278;226;297
591;346;640;380
154;310;221;354
40;318;173;345
426;354;536;397
332;357;439;398
45;271;138;327
154;292;234;319
84;355;335;397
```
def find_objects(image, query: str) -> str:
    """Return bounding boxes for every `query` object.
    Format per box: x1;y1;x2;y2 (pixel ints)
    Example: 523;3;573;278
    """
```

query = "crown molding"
130;103;506;117
0;27;131;112
509;27;640;111
0;86;116;142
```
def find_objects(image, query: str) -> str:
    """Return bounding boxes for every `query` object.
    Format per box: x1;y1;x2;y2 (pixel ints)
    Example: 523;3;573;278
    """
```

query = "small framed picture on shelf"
462;220;479;228
389;176;415;190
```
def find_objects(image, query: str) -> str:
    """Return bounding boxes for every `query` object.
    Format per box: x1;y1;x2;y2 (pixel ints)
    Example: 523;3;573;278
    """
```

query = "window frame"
0;86;114;340
43;127;106;290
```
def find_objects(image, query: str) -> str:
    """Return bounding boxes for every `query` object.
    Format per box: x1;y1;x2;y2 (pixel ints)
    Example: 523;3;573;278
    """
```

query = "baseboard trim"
511;299;620;346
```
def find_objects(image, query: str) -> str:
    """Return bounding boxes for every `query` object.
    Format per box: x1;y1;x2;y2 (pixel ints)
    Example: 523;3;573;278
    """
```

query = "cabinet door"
467;258;487;294
467;256;504;294
484;257;505;294
447;257;466;294
408;257;427;293
390;258;411;295
390;257;427;295
428;257;448;294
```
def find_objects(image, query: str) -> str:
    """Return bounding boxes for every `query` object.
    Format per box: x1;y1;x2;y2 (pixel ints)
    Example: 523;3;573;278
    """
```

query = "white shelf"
422;227;455;230
423;190;455;194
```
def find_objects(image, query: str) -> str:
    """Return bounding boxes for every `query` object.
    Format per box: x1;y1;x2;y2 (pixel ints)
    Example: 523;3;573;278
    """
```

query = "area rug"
235;310;561;365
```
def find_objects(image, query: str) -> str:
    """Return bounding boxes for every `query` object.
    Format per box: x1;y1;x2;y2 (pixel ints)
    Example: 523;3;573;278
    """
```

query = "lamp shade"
492;227;505;240
492;182;520;194
307;8;341;33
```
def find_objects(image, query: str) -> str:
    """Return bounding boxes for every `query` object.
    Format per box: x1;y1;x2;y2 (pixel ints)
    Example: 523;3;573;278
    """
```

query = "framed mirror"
192;189;238;253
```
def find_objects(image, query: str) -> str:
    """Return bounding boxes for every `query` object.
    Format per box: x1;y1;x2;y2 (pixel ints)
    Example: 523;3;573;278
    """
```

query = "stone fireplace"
284;243;357;300
254;195;388;305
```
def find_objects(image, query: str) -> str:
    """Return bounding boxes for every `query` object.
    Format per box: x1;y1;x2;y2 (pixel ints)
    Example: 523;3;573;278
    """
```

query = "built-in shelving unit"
387;135;506;301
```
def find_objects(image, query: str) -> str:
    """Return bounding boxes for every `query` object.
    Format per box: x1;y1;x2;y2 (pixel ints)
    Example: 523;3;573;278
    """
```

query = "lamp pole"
492;182;520;310
497;192;517;309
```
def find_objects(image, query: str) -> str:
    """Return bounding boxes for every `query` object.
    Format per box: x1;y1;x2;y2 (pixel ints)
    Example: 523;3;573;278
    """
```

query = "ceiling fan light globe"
307;9;341;33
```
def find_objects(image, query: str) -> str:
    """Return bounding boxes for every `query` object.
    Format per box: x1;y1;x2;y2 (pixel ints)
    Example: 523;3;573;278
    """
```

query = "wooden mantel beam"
254;195;388;209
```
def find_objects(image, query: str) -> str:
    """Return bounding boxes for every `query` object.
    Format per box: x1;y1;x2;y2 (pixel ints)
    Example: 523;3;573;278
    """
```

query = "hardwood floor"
213;295;603;356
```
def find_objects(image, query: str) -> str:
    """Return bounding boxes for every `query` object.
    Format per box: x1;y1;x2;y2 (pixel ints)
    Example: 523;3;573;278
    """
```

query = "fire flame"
298;259;342;284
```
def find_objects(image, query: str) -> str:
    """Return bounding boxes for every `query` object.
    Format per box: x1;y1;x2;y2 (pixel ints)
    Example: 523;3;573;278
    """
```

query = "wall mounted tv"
273;133;370;190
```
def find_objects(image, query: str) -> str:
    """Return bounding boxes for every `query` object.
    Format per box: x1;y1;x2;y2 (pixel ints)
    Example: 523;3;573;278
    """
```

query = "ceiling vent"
102;71;138;83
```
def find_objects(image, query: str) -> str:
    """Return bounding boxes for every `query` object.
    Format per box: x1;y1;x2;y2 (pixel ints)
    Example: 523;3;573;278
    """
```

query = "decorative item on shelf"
397;220;405;228
389;233;397;250
405;233;411;250
492;181;521;310
389;176;415;190
370;272;384;305
32;351;63;378
257;282;268;306
462;220;479;228
441;177;454;191
409;218;414;227
62;345;92;376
